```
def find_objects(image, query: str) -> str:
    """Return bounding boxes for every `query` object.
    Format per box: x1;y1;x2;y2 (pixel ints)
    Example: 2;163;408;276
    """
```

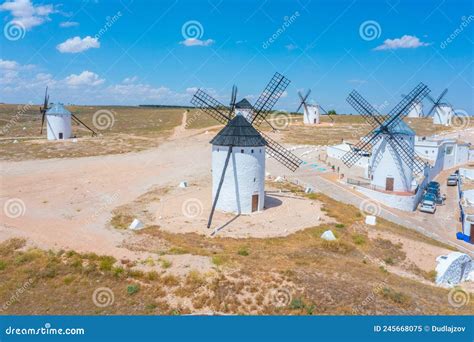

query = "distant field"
0;104;184;160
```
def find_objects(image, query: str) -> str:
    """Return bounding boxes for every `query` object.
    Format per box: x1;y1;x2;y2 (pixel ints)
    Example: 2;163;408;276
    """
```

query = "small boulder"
178;181;188;188
275;176;284;183
129;218;144;231
365;215;377;226
305;187;313;194
321;230;336;241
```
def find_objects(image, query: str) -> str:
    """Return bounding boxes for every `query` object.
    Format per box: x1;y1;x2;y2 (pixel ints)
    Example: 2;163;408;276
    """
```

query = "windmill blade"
346;90;384;128
257;129;303;172
387;135;425;175
71;114;97;136
40;87;48;134
191;89;231;125
341;130;382;168
426;94;436;105
251;72;290;126
318;104;328;115
436;88;448;103
296;89;311;113
208;146;233;228
229;85;237;116
382;82;430;129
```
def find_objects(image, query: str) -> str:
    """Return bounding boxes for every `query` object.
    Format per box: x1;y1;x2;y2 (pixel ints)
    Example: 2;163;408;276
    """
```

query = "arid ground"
0;104;472;315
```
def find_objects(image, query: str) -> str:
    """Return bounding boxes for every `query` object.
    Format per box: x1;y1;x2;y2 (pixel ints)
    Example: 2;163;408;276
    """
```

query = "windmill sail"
191;89;231;124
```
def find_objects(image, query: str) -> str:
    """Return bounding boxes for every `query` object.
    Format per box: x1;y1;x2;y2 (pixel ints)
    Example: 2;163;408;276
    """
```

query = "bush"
99;256;116;271
160;259;172;269
335;224;345;229
384;257;395;265
212;255;225;266
289;298;305;310
381;287;410;305
112;266;125;278
127;284;140;295
352;234;366;245
237;247;249;256
0;260;6;270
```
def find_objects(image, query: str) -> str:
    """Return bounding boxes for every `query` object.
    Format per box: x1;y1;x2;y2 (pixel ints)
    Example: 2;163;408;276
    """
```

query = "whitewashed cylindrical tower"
210;115;266;214
46;103;72;140
433;104;453;126
303;104;320;125
234;98;254;122
407;101;423;118
370;121;416;192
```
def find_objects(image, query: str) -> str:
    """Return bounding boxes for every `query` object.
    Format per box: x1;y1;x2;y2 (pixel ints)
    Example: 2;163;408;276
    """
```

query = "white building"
433;104;454;126
407;101;423;118
369;121;417;192
234;98;253;122
210;115;266;214
458;168;474;243
415;137;470;171
46;103;72;140
327;142;369;177
303;104;320;125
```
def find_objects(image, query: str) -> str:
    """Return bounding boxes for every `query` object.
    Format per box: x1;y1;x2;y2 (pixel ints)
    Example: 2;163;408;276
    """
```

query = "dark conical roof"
210;115;266;147
235;98;253;109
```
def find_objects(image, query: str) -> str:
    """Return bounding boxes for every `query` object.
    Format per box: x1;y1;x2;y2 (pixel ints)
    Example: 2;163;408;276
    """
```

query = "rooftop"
210;115;266;147
46;103;71;116
377;120;415;136
235;98;253;109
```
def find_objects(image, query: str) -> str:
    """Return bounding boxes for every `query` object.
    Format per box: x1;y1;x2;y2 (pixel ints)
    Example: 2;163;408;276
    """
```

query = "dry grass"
0;104;184;160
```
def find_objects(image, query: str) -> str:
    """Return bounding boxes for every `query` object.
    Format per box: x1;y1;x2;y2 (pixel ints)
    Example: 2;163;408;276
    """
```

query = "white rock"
72;138;78;143
435;252;472;285
265;172;271;177
178;181;188;188
13;139;18;144
365;215;377;226
305;187;313;194
321;230;336;241
275;176;284;183
129;218;145;230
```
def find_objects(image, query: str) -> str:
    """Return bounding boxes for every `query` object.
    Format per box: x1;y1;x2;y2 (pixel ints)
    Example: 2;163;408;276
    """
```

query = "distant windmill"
39;87;97;140
296;89;334;124
191;72;303;228
342;83;430;192
425;89;454;126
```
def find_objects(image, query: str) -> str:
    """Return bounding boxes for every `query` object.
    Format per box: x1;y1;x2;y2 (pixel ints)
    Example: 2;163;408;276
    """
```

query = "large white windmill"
425;89;454;126
342;83;430;192
296;89;334;125
191;72;303;228
39;87;97;140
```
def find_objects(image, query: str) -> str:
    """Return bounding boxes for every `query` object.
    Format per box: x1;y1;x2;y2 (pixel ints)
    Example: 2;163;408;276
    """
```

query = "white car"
447;174;458;186
419;200;436;214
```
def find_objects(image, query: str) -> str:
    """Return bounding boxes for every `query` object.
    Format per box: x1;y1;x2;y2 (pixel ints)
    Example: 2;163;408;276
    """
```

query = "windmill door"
470;225;474;243
385;177;394;191
59;133;63;139
252;194;259;212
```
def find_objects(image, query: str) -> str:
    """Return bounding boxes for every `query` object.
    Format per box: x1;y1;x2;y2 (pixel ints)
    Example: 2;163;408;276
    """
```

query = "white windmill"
191;72;303;227
401;94;423;118
342;83;430;192
296;89;334;125
39;87;97;140
425;89;454;126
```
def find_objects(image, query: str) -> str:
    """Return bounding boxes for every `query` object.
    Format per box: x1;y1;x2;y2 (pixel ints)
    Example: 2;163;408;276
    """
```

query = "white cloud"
0;0;56;30
180;38;215;47
56;36;100;53
374;35;430;51
0;59;19;70
122;76;138;84
65;71;104;87
59;21;79;28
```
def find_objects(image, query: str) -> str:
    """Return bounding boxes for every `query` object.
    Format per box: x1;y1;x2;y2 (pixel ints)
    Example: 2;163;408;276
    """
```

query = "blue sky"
0;0;473;114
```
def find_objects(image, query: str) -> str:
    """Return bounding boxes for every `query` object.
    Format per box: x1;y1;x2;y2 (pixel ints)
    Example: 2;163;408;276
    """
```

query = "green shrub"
289;298;305;310
352;234;366;245
335;224;345;229
160;259;172;269
211;255;225;266
0;260;6;270
99;256;116;271
237;247;249;256
127;284;140;295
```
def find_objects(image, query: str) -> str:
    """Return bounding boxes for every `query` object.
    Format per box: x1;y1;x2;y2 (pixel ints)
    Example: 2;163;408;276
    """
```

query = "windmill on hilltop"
425;88;455;126
341;83;430;192
39;87;97;140
296;89;334;125
191;72;303;227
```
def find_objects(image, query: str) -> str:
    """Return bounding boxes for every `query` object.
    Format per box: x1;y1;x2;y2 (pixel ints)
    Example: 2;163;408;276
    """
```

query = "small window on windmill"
241;149;244;153
253;177;256;182
251;149;254;153
446;146;454;155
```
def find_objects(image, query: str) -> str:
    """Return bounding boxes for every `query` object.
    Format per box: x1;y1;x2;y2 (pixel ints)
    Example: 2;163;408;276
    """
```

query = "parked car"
423;191;445;205
427;181;440;189
426;187;440;197
419;200;436;214
447;174;458;186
